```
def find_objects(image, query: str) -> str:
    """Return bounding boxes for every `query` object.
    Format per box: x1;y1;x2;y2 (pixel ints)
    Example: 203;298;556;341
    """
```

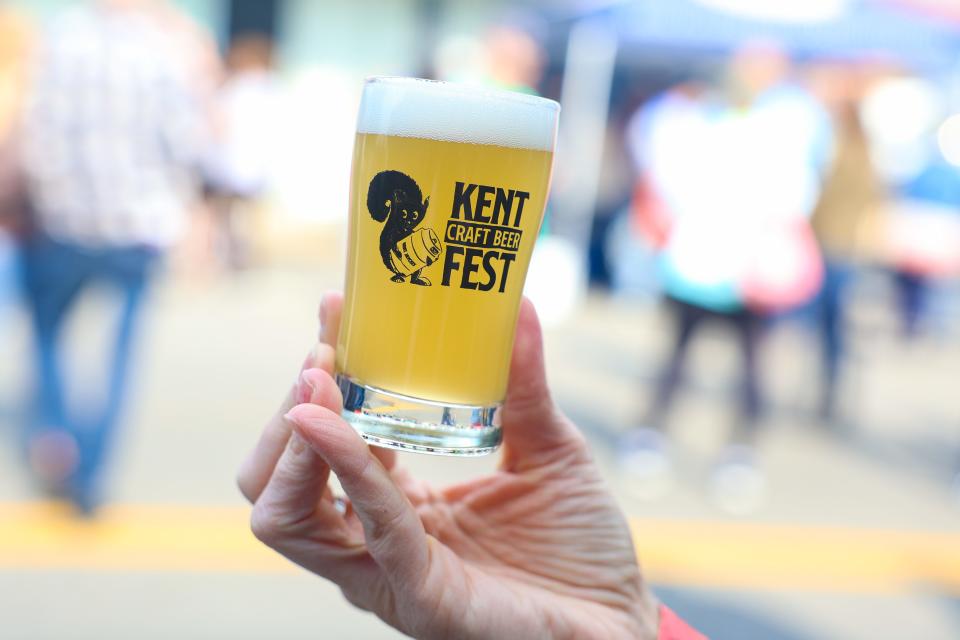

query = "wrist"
633;588;661;640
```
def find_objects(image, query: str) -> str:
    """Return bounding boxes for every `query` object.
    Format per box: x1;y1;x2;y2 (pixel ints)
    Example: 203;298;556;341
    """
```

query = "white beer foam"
357;77;559;151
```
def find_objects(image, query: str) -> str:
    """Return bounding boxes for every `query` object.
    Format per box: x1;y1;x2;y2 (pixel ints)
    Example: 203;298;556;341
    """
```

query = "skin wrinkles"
239;294;659;640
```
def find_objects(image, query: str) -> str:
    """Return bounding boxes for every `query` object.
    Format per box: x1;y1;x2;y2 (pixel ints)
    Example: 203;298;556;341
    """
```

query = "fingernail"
282;408;299;425
296;370;317;404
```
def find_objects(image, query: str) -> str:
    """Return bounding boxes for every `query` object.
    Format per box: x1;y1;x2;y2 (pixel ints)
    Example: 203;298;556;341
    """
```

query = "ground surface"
1;266;958;640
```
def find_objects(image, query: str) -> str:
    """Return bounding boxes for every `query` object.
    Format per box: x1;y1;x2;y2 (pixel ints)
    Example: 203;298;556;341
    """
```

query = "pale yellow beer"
336;77;559;454
338;133;554;404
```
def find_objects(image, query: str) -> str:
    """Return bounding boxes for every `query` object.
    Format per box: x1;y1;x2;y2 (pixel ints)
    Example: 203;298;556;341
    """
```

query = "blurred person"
0;9;32;221
471;12;592;325
0;6;32;316
807;65;886;423
0;6;32;146
0;5;32;200
623;46;830;512
435;13;546;93
202;34;282;270
589;110;635;288
859;74;960;337
17;0;212;515
481;14;547;94
239;292;705;640
886;155;960;337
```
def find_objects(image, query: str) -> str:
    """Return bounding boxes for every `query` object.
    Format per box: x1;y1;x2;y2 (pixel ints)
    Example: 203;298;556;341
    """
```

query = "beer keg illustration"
388;227;443;277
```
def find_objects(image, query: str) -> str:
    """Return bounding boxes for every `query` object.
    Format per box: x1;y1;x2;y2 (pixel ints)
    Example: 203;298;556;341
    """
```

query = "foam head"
357;77;559;151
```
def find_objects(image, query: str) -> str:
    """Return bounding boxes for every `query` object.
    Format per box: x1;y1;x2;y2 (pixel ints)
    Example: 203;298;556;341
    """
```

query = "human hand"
238;293;660;640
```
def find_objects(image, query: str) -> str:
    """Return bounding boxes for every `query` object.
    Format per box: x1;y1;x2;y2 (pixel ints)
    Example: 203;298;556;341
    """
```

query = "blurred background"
1;0;960;638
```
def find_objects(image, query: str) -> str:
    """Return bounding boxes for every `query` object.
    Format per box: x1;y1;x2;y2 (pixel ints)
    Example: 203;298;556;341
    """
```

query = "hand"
238;293;660;640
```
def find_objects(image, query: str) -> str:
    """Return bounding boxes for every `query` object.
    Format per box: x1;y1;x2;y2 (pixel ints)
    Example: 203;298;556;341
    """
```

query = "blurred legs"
643;298;703;430
732;306;762;444
73;259;151;511
818;260;852;422
20;236;155;514
21;237;87;484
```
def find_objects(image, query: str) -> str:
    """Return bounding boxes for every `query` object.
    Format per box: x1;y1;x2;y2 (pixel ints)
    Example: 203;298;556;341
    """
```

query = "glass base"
335;374;502;456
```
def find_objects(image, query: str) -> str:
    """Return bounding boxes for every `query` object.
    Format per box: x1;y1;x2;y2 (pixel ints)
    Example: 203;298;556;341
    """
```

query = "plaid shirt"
22;6;207;249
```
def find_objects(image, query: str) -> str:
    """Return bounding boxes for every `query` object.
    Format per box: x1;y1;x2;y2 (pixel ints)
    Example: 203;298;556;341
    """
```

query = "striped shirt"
21;5;207;249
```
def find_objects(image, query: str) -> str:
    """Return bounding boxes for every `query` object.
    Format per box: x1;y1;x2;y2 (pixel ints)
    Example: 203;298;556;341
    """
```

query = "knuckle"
236;471;256;503
566;426;590;454
340;586;371;612
368;502;408;546
336;450;373;488
249;504;282;545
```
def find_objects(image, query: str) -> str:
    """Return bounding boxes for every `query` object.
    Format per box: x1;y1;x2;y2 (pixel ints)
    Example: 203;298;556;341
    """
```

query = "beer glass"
336;77;559;456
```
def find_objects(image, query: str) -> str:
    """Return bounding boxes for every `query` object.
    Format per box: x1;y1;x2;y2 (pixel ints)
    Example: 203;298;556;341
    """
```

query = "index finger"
288;404;429;588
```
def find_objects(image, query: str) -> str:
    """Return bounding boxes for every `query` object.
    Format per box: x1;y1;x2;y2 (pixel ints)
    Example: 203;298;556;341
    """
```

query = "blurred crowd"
606;45;960;513
1;0;960;517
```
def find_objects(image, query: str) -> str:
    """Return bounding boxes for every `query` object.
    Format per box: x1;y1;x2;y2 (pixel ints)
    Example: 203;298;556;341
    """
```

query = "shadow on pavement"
942;592;960;630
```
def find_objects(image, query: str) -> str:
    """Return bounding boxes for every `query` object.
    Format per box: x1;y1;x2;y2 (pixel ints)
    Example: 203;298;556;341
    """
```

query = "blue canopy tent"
547;0;960;298
573;0;960;70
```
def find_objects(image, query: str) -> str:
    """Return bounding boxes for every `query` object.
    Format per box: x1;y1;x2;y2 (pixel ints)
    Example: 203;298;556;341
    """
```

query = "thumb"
500;298;584;469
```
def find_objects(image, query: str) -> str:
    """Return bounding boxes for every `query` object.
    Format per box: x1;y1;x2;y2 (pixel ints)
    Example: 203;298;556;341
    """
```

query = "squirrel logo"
367;170;442;286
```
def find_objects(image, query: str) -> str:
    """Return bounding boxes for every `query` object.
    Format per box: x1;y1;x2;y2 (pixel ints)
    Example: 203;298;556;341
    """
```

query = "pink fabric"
658;605;707;640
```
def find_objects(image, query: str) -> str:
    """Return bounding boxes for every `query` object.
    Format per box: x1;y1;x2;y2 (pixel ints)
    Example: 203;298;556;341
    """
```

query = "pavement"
1;264;959;640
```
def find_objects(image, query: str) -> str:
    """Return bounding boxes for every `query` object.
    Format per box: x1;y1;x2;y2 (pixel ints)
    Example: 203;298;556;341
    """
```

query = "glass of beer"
336;77;559;456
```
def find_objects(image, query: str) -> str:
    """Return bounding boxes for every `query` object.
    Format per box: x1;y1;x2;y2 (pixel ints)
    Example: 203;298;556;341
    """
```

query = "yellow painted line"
1;501;958;594
629;519;960;594
0;502;292;574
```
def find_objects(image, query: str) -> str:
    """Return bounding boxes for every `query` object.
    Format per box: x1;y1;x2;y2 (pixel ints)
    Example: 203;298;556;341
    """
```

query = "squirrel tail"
366;170;423;223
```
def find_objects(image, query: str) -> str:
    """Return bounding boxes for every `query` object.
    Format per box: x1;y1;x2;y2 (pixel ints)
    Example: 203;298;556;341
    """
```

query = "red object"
630;177;673;250
658;605;708;640
740;219;824;313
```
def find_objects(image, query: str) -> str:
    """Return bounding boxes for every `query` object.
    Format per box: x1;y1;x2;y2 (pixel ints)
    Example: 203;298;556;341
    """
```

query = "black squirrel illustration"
367;170;437;286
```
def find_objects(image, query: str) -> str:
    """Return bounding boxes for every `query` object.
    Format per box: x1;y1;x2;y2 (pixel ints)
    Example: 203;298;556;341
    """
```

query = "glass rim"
364;76;561;113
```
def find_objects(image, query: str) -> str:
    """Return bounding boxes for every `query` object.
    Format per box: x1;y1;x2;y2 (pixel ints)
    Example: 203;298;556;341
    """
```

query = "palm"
378;431;649;639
